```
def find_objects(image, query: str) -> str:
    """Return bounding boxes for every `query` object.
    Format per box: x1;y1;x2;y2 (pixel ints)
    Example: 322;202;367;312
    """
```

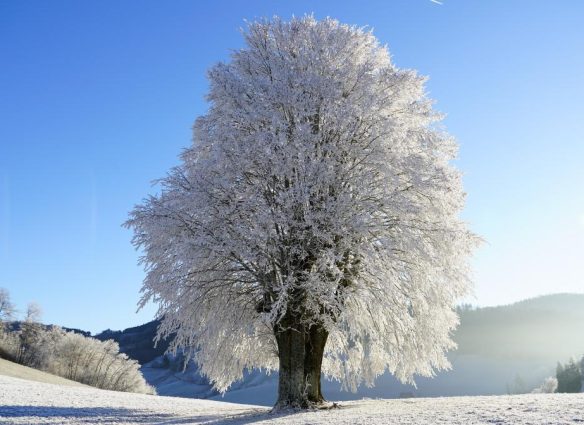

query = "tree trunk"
275;319;329;408
304;325;328;404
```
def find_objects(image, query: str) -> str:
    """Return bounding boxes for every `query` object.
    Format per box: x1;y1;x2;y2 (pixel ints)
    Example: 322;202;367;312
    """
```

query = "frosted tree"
0;288;16;359
127;16;477;408
25;302;42;323
0;288;15;323
532;376;558;394
17;302;43;366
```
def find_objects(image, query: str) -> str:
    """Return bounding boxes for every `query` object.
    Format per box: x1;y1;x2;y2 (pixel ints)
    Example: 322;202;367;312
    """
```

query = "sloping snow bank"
0;358;88;388
1;373;583;424
0;374;262;424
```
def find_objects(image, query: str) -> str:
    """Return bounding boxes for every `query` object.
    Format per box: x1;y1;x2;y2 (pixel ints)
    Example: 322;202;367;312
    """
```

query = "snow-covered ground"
1;373;584;424
0;358;88;388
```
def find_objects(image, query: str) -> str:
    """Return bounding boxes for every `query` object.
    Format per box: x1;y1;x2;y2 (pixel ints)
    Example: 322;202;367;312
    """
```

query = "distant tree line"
507;356;583;395
0;288;154;394
556;357;583;393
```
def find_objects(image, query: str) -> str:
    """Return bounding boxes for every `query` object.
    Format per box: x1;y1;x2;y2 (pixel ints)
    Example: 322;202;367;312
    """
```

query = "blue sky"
1;0;582;334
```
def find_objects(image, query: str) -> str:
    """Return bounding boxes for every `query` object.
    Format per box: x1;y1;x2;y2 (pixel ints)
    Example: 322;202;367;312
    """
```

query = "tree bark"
304;325;328;404
274;318;329;408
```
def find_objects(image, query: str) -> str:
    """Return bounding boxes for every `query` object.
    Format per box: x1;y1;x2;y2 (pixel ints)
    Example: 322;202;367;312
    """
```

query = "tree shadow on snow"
0;405;293;424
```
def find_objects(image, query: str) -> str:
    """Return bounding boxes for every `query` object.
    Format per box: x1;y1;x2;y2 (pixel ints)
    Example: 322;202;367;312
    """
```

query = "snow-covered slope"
1;373;583;424
0;358;88;388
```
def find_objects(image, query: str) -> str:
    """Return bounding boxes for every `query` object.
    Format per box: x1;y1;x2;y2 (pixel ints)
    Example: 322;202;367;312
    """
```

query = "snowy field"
1;374;584;424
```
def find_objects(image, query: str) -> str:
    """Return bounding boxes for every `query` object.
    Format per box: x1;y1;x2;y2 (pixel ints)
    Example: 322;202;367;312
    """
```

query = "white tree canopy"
127;16;478;393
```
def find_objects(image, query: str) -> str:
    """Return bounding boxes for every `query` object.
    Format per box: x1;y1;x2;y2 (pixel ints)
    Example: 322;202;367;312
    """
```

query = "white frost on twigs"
126;16;479;394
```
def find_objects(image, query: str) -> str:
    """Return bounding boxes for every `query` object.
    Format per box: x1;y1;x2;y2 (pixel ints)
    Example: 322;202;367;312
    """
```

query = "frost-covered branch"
127;16;478;397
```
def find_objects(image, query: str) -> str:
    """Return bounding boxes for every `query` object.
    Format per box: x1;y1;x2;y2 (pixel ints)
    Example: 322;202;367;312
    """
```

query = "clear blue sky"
1;1;583;334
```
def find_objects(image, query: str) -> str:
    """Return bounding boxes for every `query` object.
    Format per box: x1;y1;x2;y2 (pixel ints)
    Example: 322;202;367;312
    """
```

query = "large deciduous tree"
127;16;477;408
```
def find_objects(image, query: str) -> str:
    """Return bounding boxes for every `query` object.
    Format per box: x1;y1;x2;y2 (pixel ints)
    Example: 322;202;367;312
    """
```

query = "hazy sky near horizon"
1;1;583;334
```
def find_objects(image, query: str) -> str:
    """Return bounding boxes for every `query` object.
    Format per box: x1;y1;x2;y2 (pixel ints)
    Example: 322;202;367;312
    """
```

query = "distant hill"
455;293;584;360
95;320;170;365
95;293;584;404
